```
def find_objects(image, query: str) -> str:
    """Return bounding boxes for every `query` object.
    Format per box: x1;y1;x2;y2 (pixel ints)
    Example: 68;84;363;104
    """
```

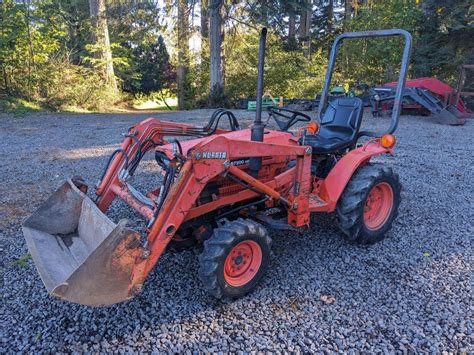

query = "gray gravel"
1;109;473;352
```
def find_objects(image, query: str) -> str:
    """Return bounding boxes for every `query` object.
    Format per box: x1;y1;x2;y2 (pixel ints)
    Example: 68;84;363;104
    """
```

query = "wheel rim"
363;182;394;230
224;240;262;287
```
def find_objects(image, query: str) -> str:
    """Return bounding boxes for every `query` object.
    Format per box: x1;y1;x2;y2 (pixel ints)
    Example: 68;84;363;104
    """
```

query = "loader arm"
22;118;241;306
130;134;312;289
95;118;231;211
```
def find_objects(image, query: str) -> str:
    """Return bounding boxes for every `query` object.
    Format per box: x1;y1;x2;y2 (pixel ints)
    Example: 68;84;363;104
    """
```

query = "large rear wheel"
337;164;401;244
198;219;271;299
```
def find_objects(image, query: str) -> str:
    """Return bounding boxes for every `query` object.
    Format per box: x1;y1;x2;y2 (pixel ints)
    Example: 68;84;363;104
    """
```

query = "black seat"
301;97;364;154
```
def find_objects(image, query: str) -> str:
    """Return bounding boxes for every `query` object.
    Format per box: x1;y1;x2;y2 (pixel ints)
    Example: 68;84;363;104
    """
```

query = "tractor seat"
301;97;364;154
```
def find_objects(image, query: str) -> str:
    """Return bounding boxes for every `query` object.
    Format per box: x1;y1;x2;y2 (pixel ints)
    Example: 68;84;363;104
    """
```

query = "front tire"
337;164;401;244
198;219;271;299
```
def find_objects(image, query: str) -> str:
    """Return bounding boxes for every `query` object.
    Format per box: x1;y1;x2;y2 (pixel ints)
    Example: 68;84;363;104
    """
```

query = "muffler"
22;180;143;306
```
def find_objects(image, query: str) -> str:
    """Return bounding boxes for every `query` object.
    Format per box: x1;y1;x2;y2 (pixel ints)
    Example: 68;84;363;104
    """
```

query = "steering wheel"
267;106;312;131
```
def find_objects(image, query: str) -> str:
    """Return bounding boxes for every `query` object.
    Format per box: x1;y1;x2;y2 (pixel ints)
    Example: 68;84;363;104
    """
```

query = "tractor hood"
154;128;298;160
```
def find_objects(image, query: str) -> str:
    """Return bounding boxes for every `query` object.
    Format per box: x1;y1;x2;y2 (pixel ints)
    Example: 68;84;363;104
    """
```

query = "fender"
316;140;393;212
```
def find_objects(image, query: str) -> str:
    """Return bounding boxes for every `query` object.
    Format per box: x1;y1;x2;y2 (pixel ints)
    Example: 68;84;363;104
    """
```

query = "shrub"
224;32;328;100
40;59;122;111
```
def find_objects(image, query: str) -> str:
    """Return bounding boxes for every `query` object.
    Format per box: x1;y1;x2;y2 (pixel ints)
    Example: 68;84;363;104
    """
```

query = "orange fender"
318;140;393;211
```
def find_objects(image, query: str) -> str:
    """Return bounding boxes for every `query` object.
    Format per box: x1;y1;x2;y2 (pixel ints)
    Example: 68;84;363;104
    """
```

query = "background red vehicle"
370;75;472;125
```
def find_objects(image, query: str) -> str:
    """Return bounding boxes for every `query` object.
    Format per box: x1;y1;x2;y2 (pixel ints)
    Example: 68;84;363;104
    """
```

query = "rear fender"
319;141;392;211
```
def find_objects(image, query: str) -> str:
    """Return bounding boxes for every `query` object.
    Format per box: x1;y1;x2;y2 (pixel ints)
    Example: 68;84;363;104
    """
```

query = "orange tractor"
23;29;411;306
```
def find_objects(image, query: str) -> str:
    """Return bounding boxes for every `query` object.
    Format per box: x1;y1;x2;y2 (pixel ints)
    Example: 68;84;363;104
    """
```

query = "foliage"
132;90;178;110
245;1;312;36
225;31;328;100
0;0;120;111
41;58;122;111
341;0;473;86
106;1;174;94
0;0;472;112
10;253;31;268
1;0;66;97
0;97;42;116
340;0;422;86
412;0;474;83
0;0;170;111
132;36;171;94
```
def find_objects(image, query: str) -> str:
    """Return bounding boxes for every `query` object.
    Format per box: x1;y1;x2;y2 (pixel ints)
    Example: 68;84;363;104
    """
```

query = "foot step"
253;212;297;231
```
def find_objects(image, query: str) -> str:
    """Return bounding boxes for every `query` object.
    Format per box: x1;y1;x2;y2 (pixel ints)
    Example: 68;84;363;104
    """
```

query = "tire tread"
336;164;401;244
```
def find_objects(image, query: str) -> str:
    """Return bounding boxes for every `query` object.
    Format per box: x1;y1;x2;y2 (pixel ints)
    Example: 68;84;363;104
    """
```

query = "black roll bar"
317;29;412;137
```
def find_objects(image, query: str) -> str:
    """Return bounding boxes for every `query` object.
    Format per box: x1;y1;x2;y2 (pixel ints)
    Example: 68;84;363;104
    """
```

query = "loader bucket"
22;180;143;306
433;107;466;126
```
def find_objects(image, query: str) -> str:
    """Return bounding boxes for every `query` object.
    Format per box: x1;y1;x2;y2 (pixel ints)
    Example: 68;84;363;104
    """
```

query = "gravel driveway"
1;109;472;352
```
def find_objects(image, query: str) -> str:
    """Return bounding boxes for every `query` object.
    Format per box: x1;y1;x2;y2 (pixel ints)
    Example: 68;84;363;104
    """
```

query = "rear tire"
337;164;401;244
198;219;271;299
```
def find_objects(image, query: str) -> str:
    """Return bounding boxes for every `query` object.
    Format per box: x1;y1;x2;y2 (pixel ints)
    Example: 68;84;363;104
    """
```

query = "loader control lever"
267;106;311;131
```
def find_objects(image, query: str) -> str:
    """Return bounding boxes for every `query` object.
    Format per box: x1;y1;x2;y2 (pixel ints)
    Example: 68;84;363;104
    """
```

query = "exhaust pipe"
249;27;267;177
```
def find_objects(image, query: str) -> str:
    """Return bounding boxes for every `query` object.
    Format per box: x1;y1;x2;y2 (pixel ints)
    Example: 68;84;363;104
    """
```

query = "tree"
104;1;171;94
344;0;353;22
343;0;422;84
288;11;296;39
413;0;474;81
89;0;117;92
298;1;312;42
209;0;224;105
283;1;297;47
177;0;190;110
325;0;334;34
135;36;170;94
201;0;209;39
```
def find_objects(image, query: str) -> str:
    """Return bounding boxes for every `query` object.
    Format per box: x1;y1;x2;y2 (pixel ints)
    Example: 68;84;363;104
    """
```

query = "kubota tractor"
23;29;411;306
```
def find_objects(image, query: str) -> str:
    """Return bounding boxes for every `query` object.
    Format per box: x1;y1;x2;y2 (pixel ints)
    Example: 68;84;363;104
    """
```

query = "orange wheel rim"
224;241;262;287
363;182;394;230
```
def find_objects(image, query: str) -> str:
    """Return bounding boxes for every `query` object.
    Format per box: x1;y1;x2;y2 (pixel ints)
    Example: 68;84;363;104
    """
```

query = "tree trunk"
209;0;224;105
343;0;351;75
177;0;189;110
288;11;296;39
345;0;352;21
298;12;306;40
21;0;35;91
298;1;312;58
326;0;334;34
89;0;117;92
298;1;311;41
201;0;209;39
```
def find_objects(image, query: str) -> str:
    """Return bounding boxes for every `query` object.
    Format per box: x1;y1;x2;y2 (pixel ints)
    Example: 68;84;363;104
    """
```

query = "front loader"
23;29;412;306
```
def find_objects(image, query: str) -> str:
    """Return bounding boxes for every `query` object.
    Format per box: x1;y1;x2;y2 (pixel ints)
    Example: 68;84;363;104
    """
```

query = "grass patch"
132;97;177;111
132;91;177;111
0;97;44;117
35;332;42;342
10;253;31;268
0;92;178;115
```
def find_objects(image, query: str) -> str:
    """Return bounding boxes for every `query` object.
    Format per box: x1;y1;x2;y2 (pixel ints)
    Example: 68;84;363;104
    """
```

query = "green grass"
0;97;44;116
10;253;31;268
0;94;179;115
132;97;177;111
